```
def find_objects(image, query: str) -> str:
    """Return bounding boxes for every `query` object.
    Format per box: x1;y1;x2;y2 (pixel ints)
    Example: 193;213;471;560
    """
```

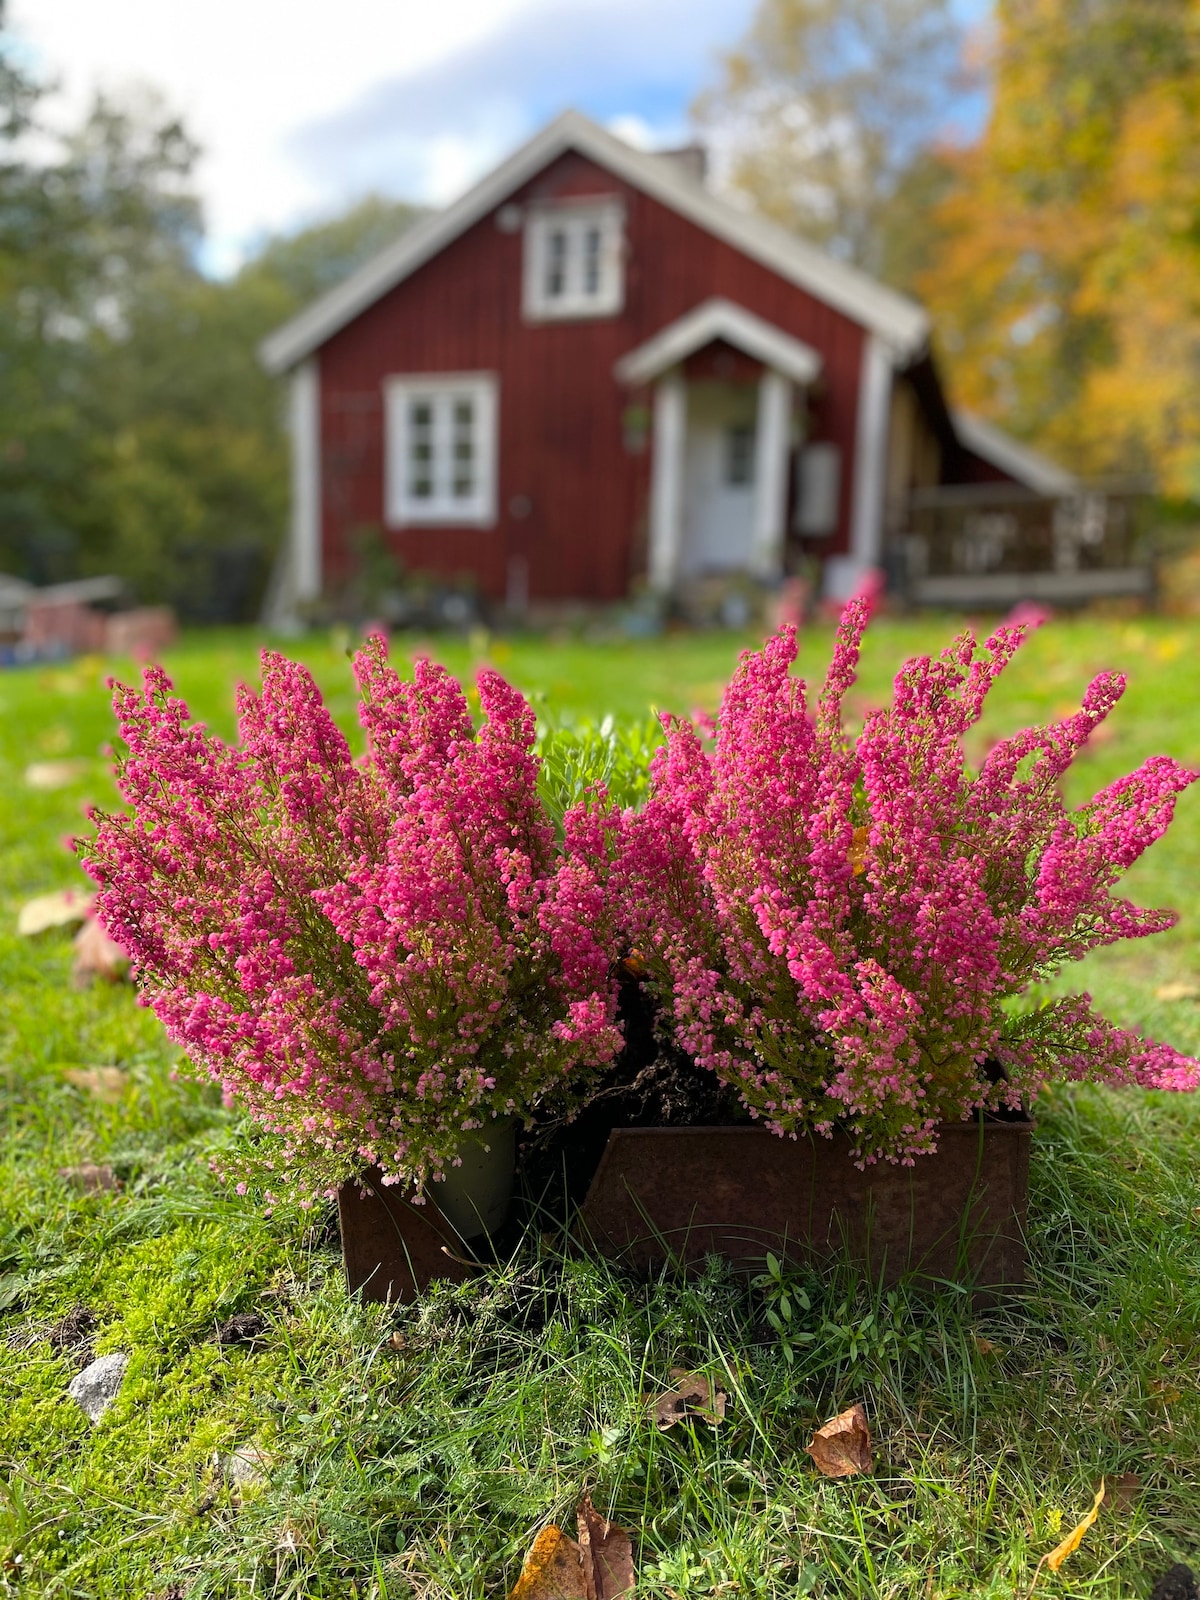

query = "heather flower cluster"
616;599;1200;1163
85;638;620;1191
87;602;1199;1185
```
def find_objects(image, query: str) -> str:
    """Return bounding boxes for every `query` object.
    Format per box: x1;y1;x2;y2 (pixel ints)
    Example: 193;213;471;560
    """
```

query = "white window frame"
383;372;498;528
523;198;625;321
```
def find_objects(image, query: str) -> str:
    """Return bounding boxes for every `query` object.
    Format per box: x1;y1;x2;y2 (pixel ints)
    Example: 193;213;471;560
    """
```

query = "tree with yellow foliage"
920;0;1200;495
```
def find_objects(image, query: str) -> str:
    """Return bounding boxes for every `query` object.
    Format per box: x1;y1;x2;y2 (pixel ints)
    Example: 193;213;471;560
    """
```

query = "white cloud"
13;0;751;270
12;0;543;261
606;113;680;151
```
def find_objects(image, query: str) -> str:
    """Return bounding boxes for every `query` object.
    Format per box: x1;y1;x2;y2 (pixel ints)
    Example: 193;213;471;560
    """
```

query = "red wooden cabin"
261;111;1071;617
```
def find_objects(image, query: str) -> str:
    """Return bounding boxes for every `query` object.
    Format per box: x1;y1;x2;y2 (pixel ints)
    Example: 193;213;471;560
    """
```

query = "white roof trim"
614;298;822;387
260;109;930;375
953;410;1079;496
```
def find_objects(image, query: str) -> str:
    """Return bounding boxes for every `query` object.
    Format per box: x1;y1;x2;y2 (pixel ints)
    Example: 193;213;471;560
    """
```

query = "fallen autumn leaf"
508;1525;589;1600
1109;1473;1142;1514
73;916;130;985
1155;981;1200;1003
1047;1480;1106;1571
62;1067;128;1103
17;888;94;937
576;1495;634;1600
1023;1481;1106;1599
806;1404;873;1478
57;1164;121;1195
24;759;91;790
650;1369;728;1431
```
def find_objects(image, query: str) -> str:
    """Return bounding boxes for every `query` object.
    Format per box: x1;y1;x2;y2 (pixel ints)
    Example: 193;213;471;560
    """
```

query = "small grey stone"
67;1351;128;1422
218;1444;270;1489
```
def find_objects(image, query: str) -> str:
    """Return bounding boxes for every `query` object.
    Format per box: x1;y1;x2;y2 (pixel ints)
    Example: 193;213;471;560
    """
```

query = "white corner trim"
290;358;321;603
383;372;499;528
848;334;893;575
259;110;930;375
952;409;1078;496
750;370;792;580
615;298;822;388
648;372;687;592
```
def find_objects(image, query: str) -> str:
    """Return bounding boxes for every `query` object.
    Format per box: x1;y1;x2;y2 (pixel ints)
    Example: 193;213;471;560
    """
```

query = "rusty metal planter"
577;1120;1033;1290
340;1116;1032;1302
337;1173;479;1304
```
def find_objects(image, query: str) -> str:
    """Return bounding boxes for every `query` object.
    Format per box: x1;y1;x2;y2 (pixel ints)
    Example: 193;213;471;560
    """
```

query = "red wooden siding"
317;149;867;602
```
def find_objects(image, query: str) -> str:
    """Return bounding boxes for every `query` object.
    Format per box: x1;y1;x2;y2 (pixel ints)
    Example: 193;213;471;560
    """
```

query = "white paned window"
523;200;624;320
384;373;498;527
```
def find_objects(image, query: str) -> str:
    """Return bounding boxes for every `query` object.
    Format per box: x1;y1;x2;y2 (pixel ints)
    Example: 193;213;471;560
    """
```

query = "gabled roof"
952;410;1079;496
259;109;931;376
614;298;822;387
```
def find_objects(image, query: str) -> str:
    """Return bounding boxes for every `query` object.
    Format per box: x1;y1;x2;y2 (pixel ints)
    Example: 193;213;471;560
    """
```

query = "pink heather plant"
84;638;621;1192
615;600;1200;1165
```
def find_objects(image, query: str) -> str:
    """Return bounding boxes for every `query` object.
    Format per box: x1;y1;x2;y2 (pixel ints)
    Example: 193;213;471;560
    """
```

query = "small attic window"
523;199;624;321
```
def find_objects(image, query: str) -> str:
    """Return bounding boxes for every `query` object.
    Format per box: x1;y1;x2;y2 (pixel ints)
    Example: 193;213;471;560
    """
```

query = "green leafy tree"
83;195;423;616
0;2;422;614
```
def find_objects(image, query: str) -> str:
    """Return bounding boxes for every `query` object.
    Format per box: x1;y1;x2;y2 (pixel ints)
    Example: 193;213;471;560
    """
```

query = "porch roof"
613;298;823;389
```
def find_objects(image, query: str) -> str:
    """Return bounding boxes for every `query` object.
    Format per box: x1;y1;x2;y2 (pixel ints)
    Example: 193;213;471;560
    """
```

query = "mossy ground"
2;618;1199;1598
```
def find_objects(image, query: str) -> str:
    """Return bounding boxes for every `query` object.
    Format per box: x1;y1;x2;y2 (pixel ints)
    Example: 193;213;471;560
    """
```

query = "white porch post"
648;371;686;594
828;333;892;599
290;357;322;604
750;368;792;581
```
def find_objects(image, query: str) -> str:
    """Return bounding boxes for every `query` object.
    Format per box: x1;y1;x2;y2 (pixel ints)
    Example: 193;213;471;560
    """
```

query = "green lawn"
2;616;1200;1598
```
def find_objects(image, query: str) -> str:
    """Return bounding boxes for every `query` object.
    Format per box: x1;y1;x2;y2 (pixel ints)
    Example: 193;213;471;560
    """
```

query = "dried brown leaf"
576;1494;635;1600
73;916;130;984
1109;1473;1142;1515
1149;1378;1183;1404
57;1164;121;1195
63;1066;128;1103
24;759;91;790
650;1369;727;1430
508;1525;590;1600
508;1498;635;1600
806;1403;873;1478
17;888;94;937
1155;981;1200;1003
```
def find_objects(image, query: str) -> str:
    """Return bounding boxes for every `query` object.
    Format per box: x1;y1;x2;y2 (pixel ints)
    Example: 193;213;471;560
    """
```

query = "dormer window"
523;199;624;320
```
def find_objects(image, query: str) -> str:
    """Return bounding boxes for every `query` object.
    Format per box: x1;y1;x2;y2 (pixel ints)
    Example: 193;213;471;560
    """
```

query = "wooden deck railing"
895;483;1153;607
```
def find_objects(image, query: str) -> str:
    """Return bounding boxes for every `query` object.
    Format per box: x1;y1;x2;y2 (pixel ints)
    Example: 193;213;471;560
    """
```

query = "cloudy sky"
13;0;754;273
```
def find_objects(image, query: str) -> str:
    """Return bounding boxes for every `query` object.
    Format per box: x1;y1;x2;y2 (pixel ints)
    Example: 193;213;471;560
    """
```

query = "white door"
680;381;759;578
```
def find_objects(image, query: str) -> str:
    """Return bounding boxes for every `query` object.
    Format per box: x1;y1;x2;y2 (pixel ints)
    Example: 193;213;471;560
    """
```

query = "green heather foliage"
3;621;1200;1597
